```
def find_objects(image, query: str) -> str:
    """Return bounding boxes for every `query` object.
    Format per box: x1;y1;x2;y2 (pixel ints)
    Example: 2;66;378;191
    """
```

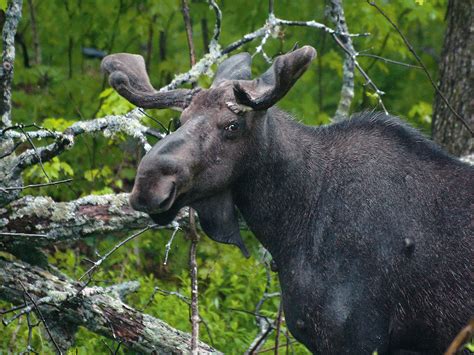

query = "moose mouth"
149;205;181;226
148;188;188;226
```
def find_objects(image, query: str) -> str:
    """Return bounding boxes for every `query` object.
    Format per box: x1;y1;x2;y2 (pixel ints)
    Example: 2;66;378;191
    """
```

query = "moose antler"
233;45;316;110
101;53;199;110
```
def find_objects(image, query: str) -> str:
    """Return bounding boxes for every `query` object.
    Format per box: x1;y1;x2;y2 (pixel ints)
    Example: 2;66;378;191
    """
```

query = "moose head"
101;46;316;257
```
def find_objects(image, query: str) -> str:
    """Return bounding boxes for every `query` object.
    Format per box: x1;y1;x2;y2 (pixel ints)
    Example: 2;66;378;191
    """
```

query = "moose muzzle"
129;131;192;215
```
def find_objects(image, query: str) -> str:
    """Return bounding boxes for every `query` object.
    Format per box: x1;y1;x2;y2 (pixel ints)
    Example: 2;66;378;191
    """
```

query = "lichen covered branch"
0;257;221;354
0;193;187;247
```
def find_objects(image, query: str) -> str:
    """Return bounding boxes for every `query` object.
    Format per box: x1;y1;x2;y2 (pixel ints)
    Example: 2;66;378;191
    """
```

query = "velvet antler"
232;46;316;110
101;53;199;110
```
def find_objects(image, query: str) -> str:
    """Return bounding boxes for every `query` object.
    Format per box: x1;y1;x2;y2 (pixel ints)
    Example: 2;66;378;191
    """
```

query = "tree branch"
329;0;355;122
0;257;221;354
0;109;152;203
0;193;188;247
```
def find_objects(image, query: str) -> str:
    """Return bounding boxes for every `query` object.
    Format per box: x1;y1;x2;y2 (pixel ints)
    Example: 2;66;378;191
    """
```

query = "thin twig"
147;286;191;306
163;221;180;265
274;17;370;37
367;0;473;135
188;212;200;354
143;284;216;348
138;108;169;136
357;53;422;69
181;0;196;70
0;232;51;238
17;125;50;182
78;224;157;282
0;178;73;192
19;282;62;354
274;301;283;355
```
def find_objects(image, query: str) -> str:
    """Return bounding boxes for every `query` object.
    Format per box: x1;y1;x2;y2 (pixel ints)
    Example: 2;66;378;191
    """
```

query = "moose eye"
224;122;240;132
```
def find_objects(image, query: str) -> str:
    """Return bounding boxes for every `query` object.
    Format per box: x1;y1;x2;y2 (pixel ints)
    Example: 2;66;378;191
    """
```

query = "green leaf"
415;0;424;5
0;0;7;11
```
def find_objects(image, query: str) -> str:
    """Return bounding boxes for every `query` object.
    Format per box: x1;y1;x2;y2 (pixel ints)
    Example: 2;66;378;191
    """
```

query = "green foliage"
2;0;450;352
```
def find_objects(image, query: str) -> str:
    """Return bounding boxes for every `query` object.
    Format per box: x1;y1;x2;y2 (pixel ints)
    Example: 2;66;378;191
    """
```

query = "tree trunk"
432;0;473;156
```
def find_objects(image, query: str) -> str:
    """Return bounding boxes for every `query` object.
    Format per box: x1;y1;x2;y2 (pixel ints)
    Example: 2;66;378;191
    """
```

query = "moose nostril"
156;182;177;211
129;192;148;212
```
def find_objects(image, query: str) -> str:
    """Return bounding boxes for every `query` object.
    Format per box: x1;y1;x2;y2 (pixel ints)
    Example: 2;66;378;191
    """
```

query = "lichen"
13;196;54;219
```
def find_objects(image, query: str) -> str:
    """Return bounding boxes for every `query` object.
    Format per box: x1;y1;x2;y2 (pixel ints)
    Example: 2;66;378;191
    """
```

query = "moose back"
102;46;473;354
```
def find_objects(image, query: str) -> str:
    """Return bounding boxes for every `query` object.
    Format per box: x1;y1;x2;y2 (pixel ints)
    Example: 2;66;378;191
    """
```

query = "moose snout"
129;157;187;214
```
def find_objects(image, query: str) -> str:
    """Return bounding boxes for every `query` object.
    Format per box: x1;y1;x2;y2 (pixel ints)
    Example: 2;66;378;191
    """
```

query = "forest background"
0;0;471;353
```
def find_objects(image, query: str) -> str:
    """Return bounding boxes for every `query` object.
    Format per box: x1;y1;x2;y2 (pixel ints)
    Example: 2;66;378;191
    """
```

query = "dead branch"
329;0;355;122
78;224;158;285
0;193;188;247
0;257;221;354
246;257;281;354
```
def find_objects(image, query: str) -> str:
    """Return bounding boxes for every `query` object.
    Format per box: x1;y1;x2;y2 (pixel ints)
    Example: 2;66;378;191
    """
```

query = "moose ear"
232;45;316;110
212;52;252;88
192;190;250;258
101;53;198;110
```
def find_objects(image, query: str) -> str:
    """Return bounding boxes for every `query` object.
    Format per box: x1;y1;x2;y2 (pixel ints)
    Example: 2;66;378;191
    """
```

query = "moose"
102;46;473;354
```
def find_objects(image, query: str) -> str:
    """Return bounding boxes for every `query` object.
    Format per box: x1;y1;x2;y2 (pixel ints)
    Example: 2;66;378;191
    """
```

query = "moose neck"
233;107;327;262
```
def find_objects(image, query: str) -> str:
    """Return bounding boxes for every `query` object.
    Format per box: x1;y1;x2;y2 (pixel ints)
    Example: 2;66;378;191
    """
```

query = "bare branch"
78;224;157;282
163;12;368;91
208;0;221;44
1;109;152;196
181;0;196;68
357;53;422;69
246;258;281;354
189;225;200;354
274;301;283;355
274;17;370;37
163;221;180;265
268;0;274;15
0;178;73;192
332;34;388;115
329;0;355;122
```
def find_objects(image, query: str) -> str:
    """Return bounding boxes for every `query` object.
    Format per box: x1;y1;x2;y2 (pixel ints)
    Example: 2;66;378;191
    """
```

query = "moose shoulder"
101;46;473;354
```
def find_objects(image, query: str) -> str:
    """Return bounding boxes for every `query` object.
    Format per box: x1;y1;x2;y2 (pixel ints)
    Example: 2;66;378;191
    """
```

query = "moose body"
102;46;473;354
233;109;473;354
